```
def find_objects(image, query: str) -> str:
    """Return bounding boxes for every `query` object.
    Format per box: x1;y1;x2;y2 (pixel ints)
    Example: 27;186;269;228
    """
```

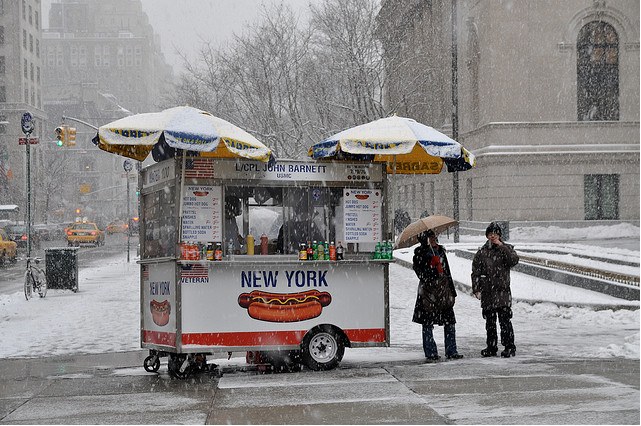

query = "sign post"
123;159;133;263
21;112;34;258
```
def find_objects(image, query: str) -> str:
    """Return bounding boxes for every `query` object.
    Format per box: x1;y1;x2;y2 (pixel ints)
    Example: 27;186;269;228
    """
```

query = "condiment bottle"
329;241;336;261
306;241;313;260
246;234;255;255
260;233;268;255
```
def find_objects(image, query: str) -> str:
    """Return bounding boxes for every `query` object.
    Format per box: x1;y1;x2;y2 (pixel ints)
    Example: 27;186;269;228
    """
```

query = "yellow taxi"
106;220;128;234
66;222;105;247
0;228;18;265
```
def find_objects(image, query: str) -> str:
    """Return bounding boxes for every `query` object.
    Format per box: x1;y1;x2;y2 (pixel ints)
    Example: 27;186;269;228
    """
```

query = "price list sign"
181;185;222;243
343;189;382;243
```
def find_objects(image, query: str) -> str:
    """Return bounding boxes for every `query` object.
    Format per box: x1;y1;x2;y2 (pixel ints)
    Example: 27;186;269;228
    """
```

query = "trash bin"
45;247;79;292
495;221;510;241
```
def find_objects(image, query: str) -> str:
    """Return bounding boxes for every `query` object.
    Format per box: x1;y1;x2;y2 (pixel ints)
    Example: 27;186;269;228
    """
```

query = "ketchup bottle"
260;233;268;255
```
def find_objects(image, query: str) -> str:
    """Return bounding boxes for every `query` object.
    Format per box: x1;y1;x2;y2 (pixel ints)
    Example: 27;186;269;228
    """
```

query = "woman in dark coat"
471;222;520;358
412;229;463;361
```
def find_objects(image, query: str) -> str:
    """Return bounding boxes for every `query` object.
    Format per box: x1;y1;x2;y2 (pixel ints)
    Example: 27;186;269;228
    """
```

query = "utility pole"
451;0;460;243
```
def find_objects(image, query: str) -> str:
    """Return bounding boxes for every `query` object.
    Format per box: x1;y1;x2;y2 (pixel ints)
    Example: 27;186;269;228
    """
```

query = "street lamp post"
451;0;460;243
21;113;35;258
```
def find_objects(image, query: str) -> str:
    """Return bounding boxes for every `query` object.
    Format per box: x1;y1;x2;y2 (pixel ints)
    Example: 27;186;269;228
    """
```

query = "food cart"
139;156;394;377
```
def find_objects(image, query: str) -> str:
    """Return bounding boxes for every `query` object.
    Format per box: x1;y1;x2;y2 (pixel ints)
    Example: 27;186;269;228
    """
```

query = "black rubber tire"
301;325;344;371
167;354;191;379
143;355;161;373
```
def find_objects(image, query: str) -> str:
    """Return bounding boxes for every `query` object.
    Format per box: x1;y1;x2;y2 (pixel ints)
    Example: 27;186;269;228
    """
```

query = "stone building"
377;0;639;223
0;0;46;215
40;0;174;223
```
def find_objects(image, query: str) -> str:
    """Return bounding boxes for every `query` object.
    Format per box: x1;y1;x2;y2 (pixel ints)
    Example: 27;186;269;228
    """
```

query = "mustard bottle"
246;234;255;255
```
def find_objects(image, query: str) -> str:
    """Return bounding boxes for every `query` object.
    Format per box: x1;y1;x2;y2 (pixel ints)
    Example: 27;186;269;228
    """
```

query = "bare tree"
169;0;435;157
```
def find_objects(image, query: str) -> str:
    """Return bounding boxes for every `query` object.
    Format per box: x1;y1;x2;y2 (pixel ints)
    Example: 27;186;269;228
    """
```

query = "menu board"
181;185;222;243
343;189;382;243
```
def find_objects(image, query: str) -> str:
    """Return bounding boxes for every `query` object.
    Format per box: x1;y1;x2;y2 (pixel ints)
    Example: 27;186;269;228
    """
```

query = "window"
577;21;619;121
0;114;6;132
29;33;33;53
30;62;34;81
0;56;4;75
584;174;619;219
36;66;40;83
28;5;32;24
24;58;27;78
22;0;26;20
36;39;39;57
23;29;27;49
24;87;28;103
35;11;39;30
0;86;5;103
0;26;4;45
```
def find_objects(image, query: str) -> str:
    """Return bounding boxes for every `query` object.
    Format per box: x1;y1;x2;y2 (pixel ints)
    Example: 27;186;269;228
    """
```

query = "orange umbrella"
395;215;458;249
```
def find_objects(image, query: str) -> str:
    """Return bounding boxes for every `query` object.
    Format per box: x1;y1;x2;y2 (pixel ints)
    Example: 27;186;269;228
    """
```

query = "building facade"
378;0;639;222
40;0;174;224
0;0;46;218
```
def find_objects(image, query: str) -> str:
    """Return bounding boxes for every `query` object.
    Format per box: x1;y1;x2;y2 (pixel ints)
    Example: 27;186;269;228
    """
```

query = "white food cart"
139;156;393;377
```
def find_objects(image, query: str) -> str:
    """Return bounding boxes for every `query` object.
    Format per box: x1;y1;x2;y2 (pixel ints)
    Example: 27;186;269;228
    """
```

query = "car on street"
0;228;17;265
4;224;28;248
66;222;105;247
106;220;128;234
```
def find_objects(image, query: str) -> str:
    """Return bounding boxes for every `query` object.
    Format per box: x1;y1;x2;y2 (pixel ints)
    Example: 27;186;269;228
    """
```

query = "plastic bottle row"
298;241;344;261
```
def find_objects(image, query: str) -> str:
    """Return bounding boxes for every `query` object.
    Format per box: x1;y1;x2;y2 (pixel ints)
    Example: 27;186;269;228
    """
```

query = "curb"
393;257;639;311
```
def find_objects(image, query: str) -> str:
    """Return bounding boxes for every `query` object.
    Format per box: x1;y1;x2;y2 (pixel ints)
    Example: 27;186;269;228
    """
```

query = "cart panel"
141;262;177;348
178;261;386;350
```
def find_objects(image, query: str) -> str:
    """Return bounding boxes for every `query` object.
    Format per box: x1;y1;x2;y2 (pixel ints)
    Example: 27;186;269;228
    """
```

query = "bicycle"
24;257;47;300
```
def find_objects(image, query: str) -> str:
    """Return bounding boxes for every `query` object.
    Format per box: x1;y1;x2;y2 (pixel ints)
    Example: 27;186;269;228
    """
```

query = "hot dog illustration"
238;290;332;323
150;299;171;326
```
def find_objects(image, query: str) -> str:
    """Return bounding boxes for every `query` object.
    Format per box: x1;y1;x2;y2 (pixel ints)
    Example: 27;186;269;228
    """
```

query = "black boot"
501;346;516;358
481;347;497;357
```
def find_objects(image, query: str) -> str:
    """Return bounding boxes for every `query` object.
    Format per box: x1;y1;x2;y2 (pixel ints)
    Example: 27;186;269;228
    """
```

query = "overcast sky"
42;1;313;73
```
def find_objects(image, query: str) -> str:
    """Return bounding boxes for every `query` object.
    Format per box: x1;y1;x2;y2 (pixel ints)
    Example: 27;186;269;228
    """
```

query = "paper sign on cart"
181;185;222;243
343;188;382;243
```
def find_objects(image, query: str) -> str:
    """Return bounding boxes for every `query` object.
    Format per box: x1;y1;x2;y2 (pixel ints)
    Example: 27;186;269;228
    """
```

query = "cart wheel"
301;325;344;371
143;355;160;373
167;354;191;379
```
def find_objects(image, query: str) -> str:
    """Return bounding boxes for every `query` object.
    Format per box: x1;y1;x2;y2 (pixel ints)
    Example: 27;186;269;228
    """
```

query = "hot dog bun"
238;290;331;322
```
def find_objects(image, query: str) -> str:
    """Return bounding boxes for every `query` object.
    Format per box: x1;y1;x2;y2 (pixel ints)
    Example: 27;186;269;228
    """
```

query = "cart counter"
141;257;392;353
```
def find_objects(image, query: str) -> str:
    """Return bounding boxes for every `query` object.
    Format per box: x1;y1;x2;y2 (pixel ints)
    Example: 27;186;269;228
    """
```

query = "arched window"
577;21;619;121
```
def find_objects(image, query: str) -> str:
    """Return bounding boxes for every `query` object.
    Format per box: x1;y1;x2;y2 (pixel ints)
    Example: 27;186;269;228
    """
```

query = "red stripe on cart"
143;330;176;346
181;328;386;346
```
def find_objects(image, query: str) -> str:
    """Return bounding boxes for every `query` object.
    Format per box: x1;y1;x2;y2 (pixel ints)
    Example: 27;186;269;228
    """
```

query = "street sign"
123;159;133;172
21;112;34;134
18;137;39;145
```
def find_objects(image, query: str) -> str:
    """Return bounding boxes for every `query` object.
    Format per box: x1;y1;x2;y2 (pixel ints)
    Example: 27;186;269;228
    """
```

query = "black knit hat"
485;222;502;236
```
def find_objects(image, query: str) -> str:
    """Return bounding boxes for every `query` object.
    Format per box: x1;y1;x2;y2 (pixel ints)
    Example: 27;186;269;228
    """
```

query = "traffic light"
55;126;67;147
67;127;77;146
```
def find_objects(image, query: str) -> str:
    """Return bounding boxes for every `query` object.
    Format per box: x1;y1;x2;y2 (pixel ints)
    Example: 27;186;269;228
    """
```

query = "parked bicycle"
24;257;47;300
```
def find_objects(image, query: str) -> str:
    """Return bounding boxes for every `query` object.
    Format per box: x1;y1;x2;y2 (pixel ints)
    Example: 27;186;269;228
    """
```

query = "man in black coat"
471;222;520;358
412;229;463;362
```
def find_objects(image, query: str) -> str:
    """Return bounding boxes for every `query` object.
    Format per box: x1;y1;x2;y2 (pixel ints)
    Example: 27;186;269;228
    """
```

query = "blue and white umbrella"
97;106;273;163
309;115;475;174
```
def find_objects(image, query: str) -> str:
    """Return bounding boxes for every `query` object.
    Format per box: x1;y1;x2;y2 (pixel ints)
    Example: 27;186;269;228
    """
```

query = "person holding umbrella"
471;222;520;358
412;229;463;362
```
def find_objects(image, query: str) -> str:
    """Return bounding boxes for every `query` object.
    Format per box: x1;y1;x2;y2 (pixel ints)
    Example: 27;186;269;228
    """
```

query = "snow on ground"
0;224;638;362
